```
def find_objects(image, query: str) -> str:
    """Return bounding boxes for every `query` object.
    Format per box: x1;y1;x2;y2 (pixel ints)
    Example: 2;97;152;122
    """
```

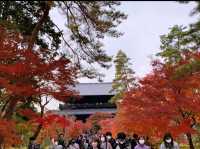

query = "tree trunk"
2;1;51;120
0;98;11;118
0;131;4;149
27;1;50;50
31;105;45;139
186;133;195;149
3;97;18;119
32;124;43;139
179;108;195;149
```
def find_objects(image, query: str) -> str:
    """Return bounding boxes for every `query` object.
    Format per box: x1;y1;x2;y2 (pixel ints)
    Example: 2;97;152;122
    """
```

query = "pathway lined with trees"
0;1;200;149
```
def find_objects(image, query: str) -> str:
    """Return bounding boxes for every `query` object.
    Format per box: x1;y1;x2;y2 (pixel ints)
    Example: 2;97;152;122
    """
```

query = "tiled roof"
73;82;115;96
53;108;116;115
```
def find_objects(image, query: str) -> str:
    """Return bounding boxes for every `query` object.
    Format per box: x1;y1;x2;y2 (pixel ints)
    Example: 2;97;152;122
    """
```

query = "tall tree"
114;54;200;149
0;25;77;118
0;1;126;140
157;25;200;64
157;1;200;74
0;1;127;79
157;25;187;64
0;25;79;147
110;50;137;103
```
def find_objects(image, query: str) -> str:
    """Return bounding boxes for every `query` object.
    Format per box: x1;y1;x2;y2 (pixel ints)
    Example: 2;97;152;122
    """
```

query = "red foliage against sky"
114;52;200;140
0;25;79;146
0;25;78;105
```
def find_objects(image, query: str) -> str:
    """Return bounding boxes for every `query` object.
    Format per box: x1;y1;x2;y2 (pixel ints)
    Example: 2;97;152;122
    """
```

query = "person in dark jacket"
58;133;66;149
105;132;116;149
28;137;40;149
115;132;131;149
130;134;138;149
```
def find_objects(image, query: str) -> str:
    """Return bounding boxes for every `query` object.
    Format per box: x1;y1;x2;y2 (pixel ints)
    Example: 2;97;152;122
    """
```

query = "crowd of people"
28;131;180;149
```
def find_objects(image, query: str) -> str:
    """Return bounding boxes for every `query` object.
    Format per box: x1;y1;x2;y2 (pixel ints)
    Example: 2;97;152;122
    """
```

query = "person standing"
160;133;179;149
58;133;66;149
100;134;113;149
134;136;150;149
28;137;40;149
82;137;90;149
49;138;61;149
68;139;80;149
106;132;116;149
89;138;101;149
115;132;131;149
130;134;138;149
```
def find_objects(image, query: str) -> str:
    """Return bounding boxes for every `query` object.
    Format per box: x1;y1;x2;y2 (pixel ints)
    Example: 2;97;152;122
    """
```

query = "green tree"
156;24;200;79
0;2;127;142
157;25;187;64
158;1;200;65
110;50;136;103
158;2;200;78
155;3;200;148
0;1;127;79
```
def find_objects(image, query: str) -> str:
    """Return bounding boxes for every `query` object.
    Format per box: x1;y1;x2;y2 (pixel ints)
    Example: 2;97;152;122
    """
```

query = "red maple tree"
115;52;200;148
0;25;78;147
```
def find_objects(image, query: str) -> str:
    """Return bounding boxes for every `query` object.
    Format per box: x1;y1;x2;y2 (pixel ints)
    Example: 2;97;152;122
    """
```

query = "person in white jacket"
160;133;179;149
49;138;63;149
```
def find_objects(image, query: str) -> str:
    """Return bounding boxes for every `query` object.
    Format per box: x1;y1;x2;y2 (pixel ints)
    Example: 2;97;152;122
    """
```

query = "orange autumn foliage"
0;25;78;115
35;114;71;143
99;118;115;134
0;119;21;147
86;112;114;127
114;52;200;140
67;120;89;139
36;114;90;141
32;114;70;129
0;25;78;146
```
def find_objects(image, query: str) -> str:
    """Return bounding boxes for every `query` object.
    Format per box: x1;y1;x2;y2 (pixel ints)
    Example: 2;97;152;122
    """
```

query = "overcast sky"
47;1;198;110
